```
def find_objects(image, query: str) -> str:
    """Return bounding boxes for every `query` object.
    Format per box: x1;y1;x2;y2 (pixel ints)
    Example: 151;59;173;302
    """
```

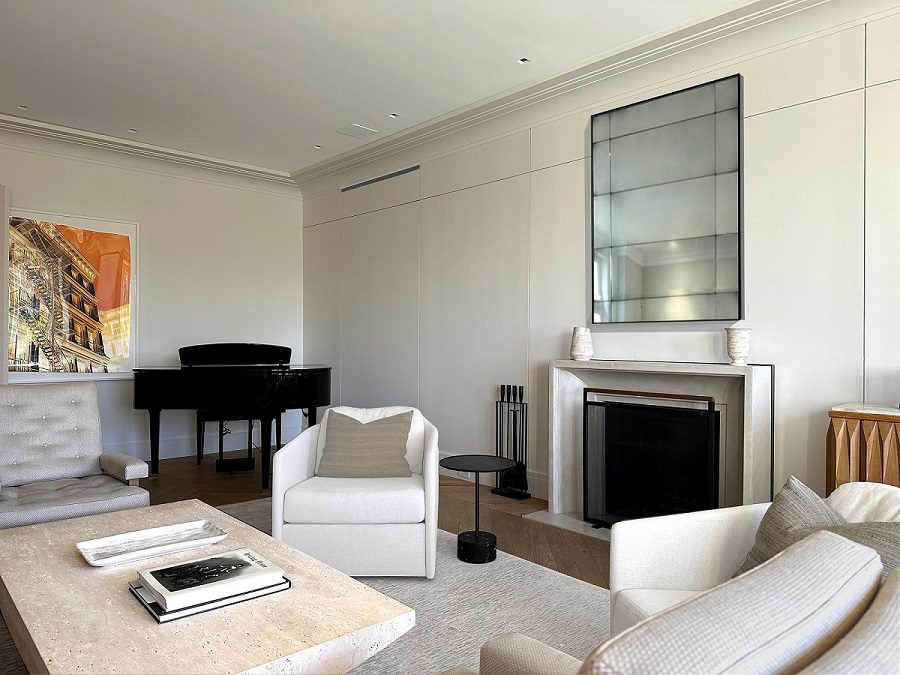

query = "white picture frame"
0;203;139;383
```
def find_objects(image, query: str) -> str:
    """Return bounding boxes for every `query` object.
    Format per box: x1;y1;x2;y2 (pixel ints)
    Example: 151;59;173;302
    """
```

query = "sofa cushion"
0;475;149;528
614;588;702;632
736;476;899;579
581;531;882;675
317;410;412;478
801;570;900;674
0;382;103;486
316;406;426;474
282;475;425;524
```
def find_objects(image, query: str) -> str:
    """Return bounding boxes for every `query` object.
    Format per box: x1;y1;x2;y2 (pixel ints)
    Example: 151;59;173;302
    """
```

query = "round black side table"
439;454;516;564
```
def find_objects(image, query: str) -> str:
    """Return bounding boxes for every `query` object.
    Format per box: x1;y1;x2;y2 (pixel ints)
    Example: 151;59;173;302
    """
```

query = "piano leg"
149;408;161;474
260;415;274;490
308;407;318;426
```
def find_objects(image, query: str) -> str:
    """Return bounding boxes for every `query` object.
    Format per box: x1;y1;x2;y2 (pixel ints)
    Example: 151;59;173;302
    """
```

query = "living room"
1;1;899;673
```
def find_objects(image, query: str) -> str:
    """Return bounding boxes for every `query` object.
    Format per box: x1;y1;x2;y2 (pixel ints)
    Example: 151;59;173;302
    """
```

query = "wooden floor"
144;450;610;588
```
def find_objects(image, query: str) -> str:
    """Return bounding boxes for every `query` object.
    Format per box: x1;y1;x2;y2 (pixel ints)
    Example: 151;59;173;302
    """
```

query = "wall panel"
743;91;865;494
339;169;420;219
419;175;529;458
303;220;342;408
339;202;420;407
531;114;590;171
866;12;900;86
864;80;900;405
528;160;589;494
420;131;530;198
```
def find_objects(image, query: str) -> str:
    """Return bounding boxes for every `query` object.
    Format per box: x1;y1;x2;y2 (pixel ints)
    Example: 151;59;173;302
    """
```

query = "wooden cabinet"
827;404;900;495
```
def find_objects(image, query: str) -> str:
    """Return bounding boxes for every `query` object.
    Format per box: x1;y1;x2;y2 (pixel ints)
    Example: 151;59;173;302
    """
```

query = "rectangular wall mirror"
590;74;742;324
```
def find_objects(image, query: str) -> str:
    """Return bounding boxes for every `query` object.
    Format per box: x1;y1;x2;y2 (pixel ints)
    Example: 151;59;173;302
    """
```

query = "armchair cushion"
479;633;581;675
826;481;900;522
0;475;148;528
282;475;425;524
316;406;426;474
736;476;899;579
584;531;882;675
99;453;149;482
614;588;701;630
317;411;412;478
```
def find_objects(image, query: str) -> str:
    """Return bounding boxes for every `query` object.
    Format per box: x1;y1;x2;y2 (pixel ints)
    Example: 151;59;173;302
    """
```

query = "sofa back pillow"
580;531;882;675
735;476;899;579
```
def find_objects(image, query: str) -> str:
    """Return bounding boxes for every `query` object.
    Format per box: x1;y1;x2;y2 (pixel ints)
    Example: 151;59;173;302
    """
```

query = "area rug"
0;500;609;674
218;498;610;674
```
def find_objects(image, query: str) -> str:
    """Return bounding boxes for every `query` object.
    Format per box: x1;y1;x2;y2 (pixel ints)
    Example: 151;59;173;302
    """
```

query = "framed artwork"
4;208;138;381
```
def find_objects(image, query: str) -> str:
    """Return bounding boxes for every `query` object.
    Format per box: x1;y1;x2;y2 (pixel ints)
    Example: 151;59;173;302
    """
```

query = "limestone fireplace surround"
527;360;774;535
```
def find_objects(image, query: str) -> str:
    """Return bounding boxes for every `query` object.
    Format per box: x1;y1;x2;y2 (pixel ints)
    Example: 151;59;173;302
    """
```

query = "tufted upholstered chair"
272;406;439;578
0;382;149;528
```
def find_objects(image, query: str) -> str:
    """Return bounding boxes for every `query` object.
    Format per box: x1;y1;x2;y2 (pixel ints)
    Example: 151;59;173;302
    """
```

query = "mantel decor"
4;208;137;381
589;74;743;324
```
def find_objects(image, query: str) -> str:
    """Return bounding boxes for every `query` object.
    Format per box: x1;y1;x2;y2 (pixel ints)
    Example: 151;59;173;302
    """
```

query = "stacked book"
129;547;290;623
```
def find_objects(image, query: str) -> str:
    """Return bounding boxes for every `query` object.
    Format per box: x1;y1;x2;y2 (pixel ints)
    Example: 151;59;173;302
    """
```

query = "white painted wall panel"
420;131;530;198
864;81;900;404
528;160;589;498
866;12;900;86
744;91;865;494
304;191;338;226
339;202;419;408
303;221;341;408
741;26;864;116
339;168;420;218
531;114;590;171
420;176;529;457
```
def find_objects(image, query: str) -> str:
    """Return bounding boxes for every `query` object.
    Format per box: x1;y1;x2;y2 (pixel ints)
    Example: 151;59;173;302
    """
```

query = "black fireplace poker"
493;384;531;500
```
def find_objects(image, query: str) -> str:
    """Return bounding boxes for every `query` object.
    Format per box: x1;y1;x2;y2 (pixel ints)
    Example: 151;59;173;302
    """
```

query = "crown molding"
291;0;826;188
0;115;296;186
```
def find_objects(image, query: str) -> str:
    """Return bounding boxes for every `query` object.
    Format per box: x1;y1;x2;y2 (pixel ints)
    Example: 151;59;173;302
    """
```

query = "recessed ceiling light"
128;128;138;133
388;113;399;119
17;105;29;110
516;57;531;64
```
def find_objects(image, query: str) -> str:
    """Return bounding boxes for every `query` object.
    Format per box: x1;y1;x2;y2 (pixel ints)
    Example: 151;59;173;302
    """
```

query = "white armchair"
609;481;900;635
272;406;438;578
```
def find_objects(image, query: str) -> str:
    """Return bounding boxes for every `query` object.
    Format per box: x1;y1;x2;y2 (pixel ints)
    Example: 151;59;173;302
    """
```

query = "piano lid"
178;343;291;366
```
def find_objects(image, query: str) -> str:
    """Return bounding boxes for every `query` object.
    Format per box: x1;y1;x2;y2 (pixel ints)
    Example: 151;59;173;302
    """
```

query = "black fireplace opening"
584;395;719;527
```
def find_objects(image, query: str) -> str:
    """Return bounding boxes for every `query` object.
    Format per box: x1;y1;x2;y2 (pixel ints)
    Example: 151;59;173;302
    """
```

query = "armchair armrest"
479;633;581;675
99;453;149;484
609;503;768;630
271;424;319;539
423;420;439;578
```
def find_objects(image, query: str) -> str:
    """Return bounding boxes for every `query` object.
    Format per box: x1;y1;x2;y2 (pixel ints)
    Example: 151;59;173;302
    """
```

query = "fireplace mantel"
546;359;774;517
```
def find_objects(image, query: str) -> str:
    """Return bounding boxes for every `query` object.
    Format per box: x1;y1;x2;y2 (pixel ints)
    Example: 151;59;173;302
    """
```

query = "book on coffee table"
137;547;285;611
129;577;291;623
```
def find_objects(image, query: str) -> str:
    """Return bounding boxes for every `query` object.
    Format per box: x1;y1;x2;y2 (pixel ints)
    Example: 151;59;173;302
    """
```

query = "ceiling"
1;1;781;175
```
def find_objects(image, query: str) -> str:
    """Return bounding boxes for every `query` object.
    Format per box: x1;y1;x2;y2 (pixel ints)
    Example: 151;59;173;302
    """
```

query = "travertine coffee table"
0;499;414;674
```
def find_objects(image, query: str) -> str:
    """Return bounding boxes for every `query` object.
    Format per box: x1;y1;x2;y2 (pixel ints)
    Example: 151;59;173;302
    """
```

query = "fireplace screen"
583;391;719;527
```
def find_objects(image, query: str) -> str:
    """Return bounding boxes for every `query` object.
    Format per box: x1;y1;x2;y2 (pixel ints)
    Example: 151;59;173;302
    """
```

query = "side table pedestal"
457;530;497;564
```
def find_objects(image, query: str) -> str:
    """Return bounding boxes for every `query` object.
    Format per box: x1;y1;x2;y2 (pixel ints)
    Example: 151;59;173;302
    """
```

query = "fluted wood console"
827;404;900;495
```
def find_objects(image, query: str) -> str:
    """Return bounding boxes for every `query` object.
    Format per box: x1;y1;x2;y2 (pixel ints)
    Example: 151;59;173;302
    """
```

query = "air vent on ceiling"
341;165;420;193
337;123;379;140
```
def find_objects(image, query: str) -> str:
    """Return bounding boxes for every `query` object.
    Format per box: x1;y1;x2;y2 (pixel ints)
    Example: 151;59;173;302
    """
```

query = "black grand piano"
133;344;331;489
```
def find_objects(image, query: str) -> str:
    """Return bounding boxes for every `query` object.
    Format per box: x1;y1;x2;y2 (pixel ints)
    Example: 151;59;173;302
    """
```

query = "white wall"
301;0;900;497
0;131;303;459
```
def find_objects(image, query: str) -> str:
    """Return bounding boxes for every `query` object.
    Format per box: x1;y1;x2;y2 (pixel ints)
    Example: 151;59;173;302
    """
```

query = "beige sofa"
0;382;149;528
444;481;900;675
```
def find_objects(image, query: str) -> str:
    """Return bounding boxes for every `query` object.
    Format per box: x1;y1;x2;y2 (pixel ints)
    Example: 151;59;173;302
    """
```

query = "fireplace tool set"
493;384;531;500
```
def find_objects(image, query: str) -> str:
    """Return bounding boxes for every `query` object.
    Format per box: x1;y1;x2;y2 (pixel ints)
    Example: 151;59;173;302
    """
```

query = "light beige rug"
219;498;610;674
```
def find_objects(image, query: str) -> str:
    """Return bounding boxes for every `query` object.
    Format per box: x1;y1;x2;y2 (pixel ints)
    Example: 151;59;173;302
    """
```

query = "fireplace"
583;389;720;527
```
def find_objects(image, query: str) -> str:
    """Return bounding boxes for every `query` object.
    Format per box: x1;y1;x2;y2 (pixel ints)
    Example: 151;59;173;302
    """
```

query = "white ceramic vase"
570;327;594;361
725;327;751;365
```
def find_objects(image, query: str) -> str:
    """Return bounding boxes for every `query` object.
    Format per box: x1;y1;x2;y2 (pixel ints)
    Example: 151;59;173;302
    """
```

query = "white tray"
76;520;228;567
